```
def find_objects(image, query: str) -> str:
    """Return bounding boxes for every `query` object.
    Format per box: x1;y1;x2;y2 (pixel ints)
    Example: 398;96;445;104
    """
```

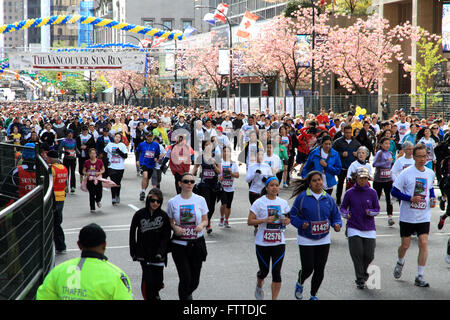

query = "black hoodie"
129;206;171;265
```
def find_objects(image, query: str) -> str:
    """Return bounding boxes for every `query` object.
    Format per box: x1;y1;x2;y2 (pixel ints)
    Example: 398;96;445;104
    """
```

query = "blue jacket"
301;147;342;188
289;189;342;240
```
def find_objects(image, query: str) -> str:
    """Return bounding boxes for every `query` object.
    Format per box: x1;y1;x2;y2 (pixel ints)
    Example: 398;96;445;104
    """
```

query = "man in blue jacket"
136;132;161;201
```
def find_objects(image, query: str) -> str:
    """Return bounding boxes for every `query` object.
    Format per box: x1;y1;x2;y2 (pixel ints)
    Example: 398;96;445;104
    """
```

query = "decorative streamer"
0;15;186;41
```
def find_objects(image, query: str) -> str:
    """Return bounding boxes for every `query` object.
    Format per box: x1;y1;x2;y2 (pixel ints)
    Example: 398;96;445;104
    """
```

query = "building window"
142;19;153;28
182;20;192;31
162;20;173;31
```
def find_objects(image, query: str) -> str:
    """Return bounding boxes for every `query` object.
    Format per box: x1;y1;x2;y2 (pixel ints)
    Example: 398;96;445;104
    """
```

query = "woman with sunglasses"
129;188;171;300
167;172;209;300
248;176;290;300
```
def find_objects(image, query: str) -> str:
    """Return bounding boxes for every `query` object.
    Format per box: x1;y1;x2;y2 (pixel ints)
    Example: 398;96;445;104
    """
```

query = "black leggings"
87;180;102;210
298;244;330;297
198;183;217;224
373;181;393;216
108;168;124;200
171;241;205;300
256;244;286;283
140;262;164;301
63;157;76;189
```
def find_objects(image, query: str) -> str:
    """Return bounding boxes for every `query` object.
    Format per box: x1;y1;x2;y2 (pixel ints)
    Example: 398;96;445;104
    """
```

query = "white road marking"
128;204;140;211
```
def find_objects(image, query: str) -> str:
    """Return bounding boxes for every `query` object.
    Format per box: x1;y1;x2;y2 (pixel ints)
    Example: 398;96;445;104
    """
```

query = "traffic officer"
36;223;133;300
46;150;69;254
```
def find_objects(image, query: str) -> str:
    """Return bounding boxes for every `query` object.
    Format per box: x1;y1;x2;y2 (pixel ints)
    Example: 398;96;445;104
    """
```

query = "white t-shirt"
347;160;373;180
241;124;256;144
391;156;415;180
263;153;282;175
221;120;233;133
129;119;140;138
167;193;209;246
220;160;239;192
250;196;290;247
246;163;273;194
393;165;435;224
396;121;410;141
104;142;128;170
417;137;436;163
246;142;259;166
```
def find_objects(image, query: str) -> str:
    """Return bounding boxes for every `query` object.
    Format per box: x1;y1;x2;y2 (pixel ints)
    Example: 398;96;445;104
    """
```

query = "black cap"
78;223;106;248
47;150;59;159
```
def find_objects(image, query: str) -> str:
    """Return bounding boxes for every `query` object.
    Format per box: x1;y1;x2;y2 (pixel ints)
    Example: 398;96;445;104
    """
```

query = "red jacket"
297;128;318;155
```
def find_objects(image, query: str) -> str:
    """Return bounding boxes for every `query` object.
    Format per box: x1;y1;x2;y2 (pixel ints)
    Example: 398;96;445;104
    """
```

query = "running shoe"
439;196;446;211
219;218;224;227
90;209;96;213
283;182;289;189
207;224;212;234
116;196;120;204
414;275;430;287
96;201;102;208
70;188;75;193
393;262;404;279
445;254;450;264
388;218;395;226
309;296;319;300
294;282;303;300
255;285;264;300
355;280;366;290
139;191;145;201
438;215;447;230
224;220;231;228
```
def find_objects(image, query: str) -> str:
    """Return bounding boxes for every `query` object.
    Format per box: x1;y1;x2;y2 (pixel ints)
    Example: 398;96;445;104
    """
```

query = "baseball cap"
47;150;59;159
216;126;223;132
78;223;106;248
356;167;370;179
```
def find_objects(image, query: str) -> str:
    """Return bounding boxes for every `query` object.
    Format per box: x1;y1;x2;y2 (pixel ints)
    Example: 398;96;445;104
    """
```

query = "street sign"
142;87;148;95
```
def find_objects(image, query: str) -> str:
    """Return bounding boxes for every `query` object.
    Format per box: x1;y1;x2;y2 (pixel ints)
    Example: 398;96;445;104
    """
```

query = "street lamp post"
195;5;233;101
311;0;316;113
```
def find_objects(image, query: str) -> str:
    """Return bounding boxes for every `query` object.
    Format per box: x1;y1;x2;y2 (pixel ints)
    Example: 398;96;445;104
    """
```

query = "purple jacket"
373;150;393;182
340;184;380;232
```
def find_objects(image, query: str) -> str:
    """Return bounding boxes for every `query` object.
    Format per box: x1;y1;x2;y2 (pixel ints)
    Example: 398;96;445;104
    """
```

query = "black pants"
249;192;262;205
53;201;66;251
373;181;393;216
198;183;217;224
298;244;330;297
336;169;348;205
348;236;376;284
108;168;124;200
171;241;206;300
286;152;295;185
443;188;450;218
140;262;164;300
256;244;285;283
63;157;76;189
87;180;102;210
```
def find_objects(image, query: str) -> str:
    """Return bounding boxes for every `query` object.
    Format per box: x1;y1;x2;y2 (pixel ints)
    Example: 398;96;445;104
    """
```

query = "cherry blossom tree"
317;14;421;94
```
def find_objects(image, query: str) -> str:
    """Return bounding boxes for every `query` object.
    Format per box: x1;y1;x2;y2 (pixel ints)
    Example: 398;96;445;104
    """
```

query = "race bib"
179;204;197;240
311;220;329;235
111;156;121;164
144;150;155;159
410;196;427;210
222;179;233;188
181;225;198;240
263;229;282;244
203;169;215;178
67;150;76;158
380;168;391;179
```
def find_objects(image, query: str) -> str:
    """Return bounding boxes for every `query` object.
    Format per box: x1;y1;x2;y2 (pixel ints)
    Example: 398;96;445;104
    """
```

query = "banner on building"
443;4;450;52
297;34;311;67
218;49;230;75
9;52;147;71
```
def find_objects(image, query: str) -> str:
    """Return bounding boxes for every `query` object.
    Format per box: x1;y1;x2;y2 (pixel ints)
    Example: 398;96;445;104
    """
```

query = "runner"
191;140;222;234
59;129;77;193
129;188;171;300
167;172;208;300
340;167;380;289
373;137;395;226
219;146;239;228
346;146;372;189
289;171;342;300
391;144;436;287
136;132;161;201
391;142;415;180
104;133;128;206
82;148;105;213
247;176;290;300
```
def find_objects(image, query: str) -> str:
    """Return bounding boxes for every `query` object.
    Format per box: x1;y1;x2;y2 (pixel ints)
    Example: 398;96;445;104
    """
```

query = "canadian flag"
236;11;259;39
152;37;168;48
140;38;152;48
214;3;229;23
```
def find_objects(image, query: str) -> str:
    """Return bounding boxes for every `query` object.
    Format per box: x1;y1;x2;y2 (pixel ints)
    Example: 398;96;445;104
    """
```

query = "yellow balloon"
356;106;362;113
361;108;367;115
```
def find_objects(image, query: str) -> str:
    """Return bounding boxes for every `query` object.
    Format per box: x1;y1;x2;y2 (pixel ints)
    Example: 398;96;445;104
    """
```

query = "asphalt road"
55;151;450;300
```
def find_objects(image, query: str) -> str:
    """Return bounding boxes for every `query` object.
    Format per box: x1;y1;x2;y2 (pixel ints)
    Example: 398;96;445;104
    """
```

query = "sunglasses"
181;179;196;184
149;198;162;204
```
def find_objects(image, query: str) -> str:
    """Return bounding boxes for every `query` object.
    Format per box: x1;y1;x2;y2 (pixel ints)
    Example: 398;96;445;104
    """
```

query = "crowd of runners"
1;100;449;300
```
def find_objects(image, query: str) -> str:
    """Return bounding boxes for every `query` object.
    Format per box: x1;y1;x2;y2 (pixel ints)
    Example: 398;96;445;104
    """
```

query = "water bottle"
280;214;286;232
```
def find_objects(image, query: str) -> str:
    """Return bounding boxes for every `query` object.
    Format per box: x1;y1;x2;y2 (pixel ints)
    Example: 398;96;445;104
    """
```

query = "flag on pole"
140;38;152;48
203;12;216;26
183;26;197;37
152;37;168;48
236;11;259;39
214;3;229;23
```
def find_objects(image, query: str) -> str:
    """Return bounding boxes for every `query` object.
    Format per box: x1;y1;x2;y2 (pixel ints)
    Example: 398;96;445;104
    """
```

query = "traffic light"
92;87;96;94
56;72;62;81
15;72;19;80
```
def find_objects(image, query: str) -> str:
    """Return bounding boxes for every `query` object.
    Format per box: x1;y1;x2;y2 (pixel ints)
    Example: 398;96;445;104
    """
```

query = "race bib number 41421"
311;220;329;235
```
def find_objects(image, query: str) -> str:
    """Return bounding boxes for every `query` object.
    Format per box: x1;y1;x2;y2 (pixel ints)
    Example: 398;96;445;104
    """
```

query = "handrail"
0;185;43;220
